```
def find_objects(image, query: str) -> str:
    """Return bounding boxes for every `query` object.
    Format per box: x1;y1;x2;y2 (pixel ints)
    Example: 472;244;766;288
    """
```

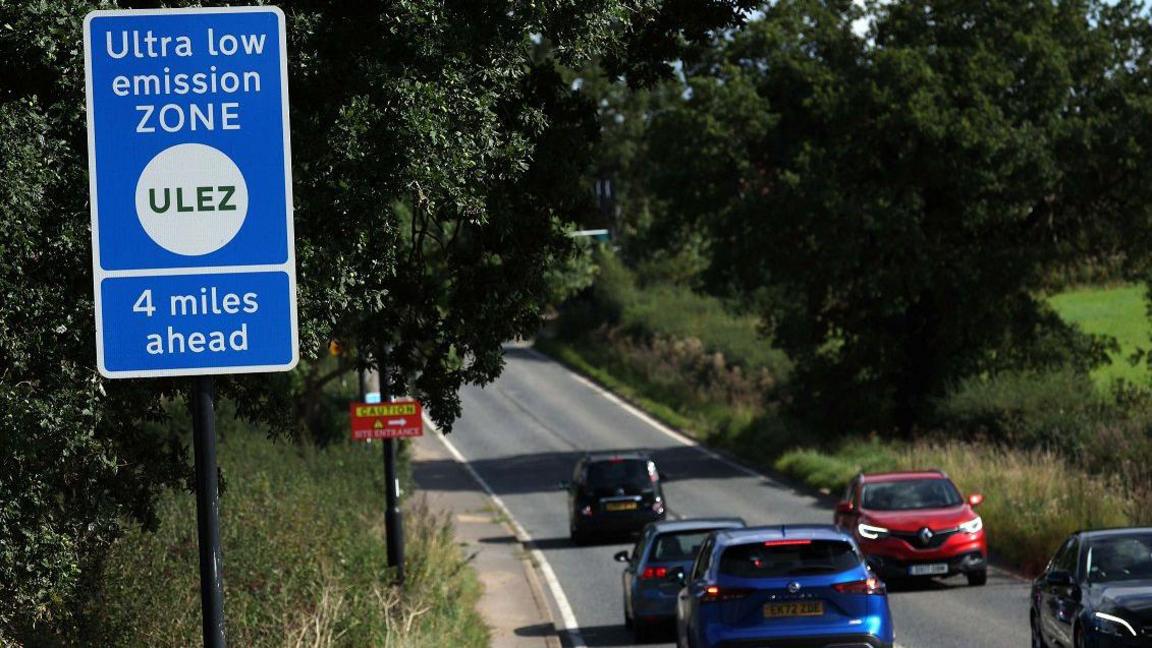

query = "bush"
560;249;790;376
936;370;1106;452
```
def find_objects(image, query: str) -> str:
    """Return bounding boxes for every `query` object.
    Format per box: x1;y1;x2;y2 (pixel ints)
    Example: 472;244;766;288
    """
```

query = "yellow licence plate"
604;501;638;511
763;602;824;618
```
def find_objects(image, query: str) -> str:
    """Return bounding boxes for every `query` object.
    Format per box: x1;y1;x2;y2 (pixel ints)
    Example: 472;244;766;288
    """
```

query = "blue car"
616;518;747;643
675;525;895;648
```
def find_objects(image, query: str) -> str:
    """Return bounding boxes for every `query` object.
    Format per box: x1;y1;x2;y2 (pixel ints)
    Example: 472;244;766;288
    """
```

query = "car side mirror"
968;493;984;507
614;550;630;563
1046;570;1073;586
835;501;854;515
668;566;686;585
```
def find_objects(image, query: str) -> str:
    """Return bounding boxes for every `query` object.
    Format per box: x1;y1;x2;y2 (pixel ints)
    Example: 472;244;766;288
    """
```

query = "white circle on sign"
134;143;249;256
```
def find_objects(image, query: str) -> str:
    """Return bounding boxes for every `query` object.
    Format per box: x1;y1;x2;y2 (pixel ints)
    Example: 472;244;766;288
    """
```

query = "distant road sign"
350;401;424;441
84;6;297;378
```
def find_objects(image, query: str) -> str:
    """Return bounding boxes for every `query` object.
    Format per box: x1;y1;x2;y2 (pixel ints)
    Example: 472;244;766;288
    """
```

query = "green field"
1049;284;1151;387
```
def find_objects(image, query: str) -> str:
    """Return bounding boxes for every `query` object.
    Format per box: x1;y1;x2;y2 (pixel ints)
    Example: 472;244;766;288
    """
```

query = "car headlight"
1095;612;1137;637
857;523;889;540
958;516;983;534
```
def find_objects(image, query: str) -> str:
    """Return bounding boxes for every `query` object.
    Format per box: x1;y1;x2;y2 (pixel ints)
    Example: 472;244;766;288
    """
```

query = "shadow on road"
574;622;676;647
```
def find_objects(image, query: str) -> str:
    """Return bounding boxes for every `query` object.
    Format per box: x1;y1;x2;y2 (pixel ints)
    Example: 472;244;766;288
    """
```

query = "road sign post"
350;399;422;583
190;376;225;648
84;7;295;646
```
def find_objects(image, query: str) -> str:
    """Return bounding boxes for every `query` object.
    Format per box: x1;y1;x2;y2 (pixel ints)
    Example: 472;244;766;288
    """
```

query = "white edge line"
521;345;761;478
423;413;587;648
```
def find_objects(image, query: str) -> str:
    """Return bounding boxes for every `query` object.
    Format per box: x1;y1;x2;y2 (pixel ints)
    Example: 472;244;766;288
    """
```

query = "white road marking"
424;413;588;648
520;345;923;647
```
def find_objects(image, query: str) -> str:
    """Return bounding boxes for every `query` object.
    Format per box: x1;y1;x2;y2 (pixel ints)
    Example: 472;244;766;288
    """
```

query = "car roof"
583;451;652;463
648;518;746;534
859;470;947;483
1078;527;1152;541
713;524;851;546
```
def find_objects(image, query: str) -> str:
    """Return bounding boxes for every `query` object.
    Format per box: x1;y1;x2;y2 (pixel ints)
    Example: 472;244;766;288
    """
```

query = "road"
438;345;1031;648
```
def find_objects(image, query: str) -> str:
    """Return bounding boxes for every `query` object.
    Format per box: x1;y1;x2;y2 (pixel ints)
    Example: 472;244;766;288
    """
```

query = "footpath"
410;432;562;648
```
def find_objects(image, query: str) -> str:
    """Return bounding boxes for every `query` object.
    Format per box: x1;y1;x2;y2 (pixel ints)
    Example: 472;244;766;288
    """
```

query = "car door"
1040;537;1080;647
623;528;651;619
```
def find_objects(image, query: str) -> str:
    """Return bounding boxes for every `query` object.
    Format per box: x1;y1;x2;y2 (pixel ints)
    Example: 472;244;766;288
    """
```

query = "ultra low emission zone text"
104;29;268;133
134;287;259;355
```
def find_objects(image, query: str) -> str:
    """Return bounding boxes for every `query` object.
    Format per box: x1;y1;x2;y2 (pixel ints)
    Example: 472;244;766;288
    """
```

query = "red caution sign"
350;400;424;441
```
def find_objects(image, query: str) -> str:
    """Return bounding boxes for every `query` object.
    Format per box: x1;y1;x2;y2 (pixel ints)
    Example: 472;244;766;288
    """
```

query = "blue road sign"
84;6;297;378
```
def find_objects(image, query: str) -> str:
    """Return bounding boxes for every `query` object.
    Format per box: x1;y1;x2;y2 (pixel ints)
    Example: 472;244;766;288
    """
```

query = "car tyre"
569;522;587;546
966;569;987;586
632;619;651;644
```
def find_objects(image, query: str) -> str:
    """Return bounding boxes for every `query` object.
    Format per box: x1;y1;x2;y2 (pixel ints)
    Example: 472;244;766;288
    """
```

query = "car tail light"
651;500;665;514
580;505;593;517
701;586;753;603
763;539;812;547
640;566;668;580
832;575;885;595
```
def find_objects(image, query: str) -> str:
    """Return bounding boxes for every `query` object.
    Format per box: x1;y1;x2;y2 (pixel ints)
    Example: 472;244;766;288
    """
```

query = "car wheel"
966;569;987;586
569;522;587;546
1030;611;1047;648
632;619;650;644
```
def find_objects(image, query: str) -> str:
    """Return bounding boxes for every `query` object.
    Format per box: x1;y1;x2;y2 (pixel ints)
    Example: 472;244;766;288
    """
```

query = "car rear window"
718;540;860;578
587;459;653;490
861;479;961;511
651;531;712;562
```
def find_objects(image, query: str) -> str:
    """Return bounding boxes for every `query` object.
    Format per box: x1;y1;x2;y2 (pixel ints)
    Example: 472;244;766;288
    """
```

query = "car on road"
674;524;894;648
563;451;666;544
1031;527;1152;648
615;517;747;643
834;470;988;586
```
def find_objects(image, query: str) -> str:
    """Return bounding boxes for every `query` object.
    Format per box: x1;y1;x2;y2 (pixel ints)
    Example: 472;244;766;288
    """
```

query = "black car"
564;451;666;544
1032;527;1152;647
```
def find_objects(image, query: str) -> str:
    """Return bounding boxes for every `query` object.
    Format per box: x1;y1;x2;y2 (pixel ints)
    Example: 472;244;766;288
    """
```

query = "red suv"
834;470;988;586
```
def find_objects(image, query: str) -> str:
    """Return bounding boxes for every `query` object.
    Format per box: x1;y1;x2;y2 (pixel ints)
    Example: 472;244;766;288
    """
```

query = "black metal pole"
191;376;226;648
383;437;404;584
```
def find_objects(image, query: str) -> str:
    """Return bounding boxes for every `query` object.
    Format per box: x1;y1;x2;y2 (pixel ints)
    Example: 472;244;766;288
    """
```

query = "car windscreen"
651;530;712;562
1087;535;1152;583
586;459;652;491
718;540;860;578
861;479;962;511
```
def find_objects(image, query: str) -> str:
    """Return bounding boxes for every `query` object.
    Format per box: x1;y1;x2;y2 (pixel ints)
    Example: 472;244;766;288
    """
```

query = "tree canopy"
636;0;1152;432
0;0;755;637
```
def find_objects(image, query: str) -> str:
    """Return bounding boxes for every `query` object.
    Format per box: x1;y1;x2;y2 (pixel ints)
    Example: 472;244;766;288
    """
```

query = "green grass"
1050;284;1150;387
92;422;488;648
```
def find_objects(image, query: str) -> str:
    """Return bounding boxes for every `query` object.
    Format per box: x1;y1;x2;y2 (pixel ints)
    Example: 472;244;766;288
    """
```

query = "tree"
645;0;1152;433
0;0;756;637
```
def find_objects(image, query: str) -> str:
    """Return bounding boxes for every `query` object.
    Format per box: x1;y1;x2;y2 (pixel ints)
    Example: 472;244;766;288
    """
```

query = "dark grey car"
614;517;746;643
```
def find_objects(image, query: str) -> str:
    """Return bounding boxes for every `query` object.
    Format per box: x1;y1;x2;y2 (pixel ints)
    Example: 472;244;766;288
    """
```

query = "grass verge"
92;423;488;648
536;338;1132;576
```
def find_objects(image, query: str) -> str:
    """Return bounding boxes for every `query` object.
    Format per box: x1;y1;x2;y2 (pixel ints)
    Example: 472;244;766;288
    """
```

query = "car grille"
889;527;959;549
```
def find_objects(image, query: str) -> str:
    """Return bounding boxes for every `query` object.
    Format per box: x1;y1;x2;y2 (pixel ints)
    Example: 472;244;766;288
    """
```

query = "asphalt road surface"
438;344;1031;648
